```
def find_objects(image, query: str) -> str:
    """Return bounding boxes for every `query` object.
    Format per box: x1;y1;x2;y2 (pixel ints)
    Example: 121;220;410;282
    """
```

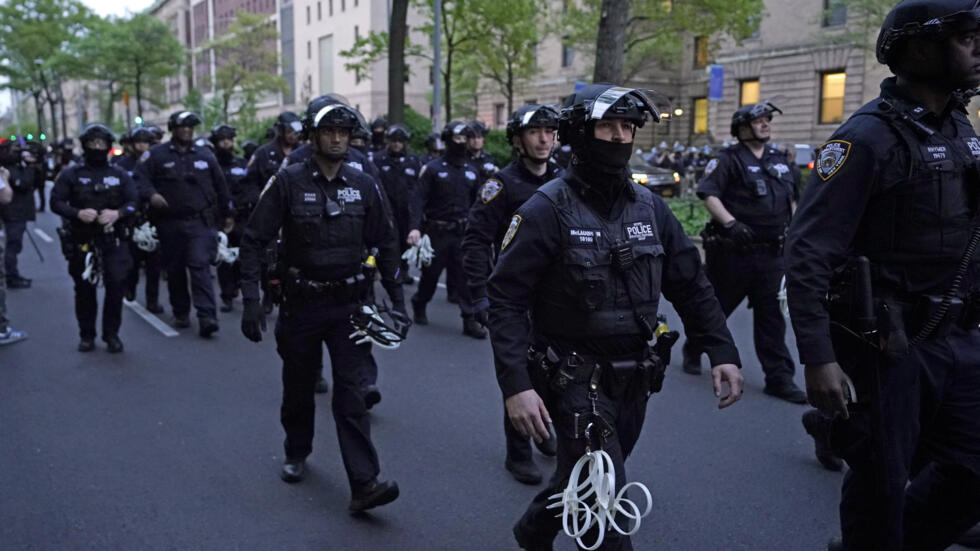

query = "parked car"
629;155;681;197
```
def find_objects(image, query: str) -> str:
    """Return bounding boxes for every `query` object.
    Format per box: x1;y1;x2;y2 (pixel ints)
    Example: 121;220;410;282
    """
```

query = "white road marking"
32;228;53;243
124;300;179;337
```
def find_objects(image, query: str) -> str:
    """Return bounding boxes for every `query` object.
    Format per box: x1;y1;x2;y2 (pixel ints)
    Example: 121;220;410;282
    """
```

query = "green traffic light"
134;116;143;125
39;133;46;140
26;133;32;139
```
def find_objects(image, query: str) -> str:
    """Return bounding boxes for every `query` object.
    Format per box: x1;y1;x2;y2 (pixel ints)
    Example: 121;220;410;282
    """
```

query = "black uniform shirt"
488;166;740;398
50;161;139;237
239;160;400;302
461;159;562;301
217;154;250;216
470;150;498;181
787;77;980;365
372;149;422;235
411;156;482;229
697;142;795;238
137;141;231;219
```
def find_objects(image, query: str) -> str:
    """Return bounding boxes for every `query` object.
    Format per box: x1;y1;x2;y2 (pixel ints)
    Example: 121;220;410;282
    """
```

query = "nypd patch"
816;140;851;181
704;158;718;177
480;179;503;204
501;215;522;250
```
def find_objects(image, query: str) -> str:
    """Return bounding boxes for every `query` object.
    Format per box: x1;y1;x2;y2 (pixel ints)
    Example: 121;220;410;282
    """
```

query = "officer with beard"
239;101;401;511
373;124;421;284
407;121;485;337
209;124;249;312
462;104;563;485
788;1;980;549
0;140;43;289
137;111;232;336
115;127;163;314
680;101;808;405
488;84;743;550
51;124;138;352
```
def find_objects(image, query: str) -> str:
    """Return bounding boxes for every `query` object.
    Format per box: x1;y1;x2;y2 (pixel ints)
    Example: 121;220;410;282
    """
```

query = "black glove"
472;296;489;327
722;220;756;247
241;298;266;342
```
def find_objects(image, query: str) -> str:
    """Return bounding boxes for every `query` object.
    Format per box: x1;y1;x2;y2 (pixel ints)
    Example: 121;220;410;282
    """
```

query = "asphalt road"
1;207;963;551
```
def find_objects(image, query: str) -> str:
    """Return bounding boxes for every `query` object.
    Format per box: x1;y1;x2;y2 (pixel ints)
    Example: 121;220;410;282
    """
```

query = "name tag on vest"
922;145;949;161
569;228;600;246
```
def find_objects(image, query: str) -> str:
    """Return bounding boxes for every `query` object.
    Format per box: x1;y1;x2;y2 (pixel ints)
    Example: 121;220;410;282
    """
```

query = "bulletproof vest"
281;163;366;280
69;165;127;212
532;178;663;340
424;160;481;223
722;146;794;228
852;99;980;268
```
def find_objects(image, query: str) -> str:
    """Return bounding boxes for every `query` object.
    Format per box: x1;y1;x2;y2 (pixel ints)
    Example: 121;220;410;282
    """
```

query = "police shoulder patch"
139;151;150;163
816;140;852;181
480;179;503;204
501;214;522;250
704;158;718;177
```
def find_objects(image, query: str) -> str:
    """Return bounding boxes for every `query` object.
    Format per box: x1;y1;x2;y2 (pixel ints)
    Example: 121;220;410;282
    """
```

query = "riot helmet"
440;120;474;158
208;124;237;144
370;116;388;148
79;123;115;166
385;124;411;142
876;0;980;65
167;111;202;131
424;132;444;155
506;104;559;162
275;111;303;136
308;102;363;161
730;101;782;142
130;127;154;144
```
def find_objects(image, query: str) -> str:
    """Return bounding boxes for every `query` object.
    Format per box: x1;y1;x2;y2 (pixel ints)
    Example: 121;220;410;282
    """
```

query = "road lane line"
124;300;179;337
33;228;53;243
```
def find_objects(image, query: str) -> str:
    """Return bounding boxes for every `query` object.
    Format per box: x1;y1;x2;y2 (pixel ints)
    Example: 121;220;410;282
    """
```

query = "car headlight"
632;173;649;185
672;172;680;183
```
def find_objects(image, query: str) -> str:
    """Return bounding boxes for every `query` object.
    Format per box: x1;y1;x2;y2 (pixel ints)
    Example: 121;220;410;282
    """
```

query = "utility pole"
432;0;442;132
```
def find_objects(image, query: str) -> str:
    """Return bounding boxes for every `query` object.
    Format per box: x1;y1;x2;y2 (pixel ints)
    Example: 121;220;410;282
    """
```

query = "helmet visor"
588;87;662;124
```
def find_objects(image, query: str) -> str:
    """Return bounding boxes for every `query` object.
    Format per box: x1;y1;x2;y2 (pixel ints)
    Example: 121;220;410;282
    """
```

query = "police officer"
420;132;444;165
407;121;484;337
369;116;388;153
210;124;249;312
137;111;232;336
239;100;401;512
467;120;498;180
788;2;980;549
373;124;422;283
115;127;163;314
0;140;43;289
488;84;743;550
245;111;303;197
51;124;138;352
146;126;165;145
462;104;562;485
681;101;807;404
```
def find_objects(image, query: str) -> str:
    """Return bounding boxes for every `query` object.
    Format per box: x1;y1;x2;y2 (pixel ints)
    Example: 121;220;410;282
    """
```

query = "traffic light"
39;133;46;141
134;116;143;125
26;133;33;140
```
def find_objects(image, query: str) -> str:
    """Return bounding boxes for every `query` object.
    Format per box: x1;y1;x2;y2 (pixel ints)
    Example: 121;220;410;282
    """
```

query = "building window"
822;0;847;27
561;38;574;68
525;98;537;105
494;103;506;128
319;34;334;94
307;40;311;59
819;71;846;124
693;36;708;69
341;0;345;11
692;97;708;134
739;79;760;106
354;25;359;40
306;5;310;24
317;1;321;20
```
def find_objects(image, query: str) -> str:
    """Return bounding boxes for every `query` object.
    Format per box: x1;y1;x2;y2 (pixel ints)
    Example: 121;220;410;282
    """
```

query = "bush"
664;197;710;237
483;130;513;167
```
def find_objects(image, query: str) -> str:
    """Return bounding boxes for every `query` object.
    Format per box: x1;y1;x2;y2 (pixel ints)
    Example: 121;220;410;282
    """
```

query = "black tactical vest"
852;100;980;270
281;162;367;281
721;145;794;230
532;179;663;340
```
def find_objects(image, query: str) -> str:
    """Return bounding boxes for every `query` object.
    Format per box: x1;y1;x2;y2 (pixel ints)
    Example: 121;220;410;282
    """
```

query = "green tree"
206;10;287;122
57;16;128;124
467;0;542;117
561;0;765;82
0;0;94;141
112;14;185;118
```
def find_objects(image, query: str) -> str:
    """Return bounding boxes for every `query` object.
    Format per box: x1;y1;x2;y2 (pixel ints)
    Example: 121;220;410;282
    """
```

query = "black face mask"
371;132;385;147
446;139;467;159
581;136;633;176
215;147;234;164
83;148;109;167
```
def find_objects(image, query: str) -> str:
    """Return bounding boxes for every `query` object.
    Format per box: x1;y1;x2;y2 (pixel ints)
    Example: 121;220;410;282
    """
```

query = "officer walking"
681;101;808;404
372;124;422;284
369;116;388;154
788;2;980;549
209;124;249;312
488;84;743;550
407;121;485;338
114;127;163;313
461;104;562;485
419;132;444;166
1;141;43;289
137;111;232;337
239;101;401;512
50;125;138;353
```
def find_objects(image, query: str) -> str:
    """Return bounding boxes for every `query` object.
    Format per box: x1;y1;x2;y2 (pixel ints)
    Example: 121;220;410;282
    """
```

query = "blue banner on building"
708;65;724;102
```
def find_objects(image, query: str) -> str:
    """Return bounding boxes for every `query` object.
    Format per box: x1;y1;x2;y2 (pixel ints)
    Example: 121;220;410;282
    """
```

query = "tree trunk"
105;82;116;124
136;67;144;119
593;0;629;83
388;0;410;124
444;49;453;122
506;61;514;118
58;80;68;139
33;92;45;136
46;97;59;142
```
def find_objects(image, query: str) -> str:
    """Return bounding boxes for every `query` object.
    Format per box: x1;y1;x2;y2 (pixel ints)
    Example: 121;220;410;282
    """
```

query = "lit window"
739;79;759;106
694;36;708;69
819;72;846;124
693;97;708;134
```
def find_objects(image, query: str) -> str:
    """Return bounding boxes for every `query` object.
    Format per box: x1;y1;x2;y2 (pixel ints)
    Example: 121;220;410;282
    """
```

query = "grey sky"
83;0;154;18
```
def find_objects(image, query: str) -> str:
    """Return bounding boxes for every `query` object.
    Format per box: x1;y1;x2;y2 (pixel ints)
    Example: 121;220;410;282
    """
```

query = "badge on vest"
480;180;503;204
966;137;980;158
382;165;391;172
704;158;718;177
103;176;120;187
437;171;448;179
501;215;522;250
231;167;246;176
625;222;654;241
346;161;363;172
194;160;208;170
465;171;477;180
569;228;600;246
405;168;416;176
816;140;851;181
163;161;175;168
921;145;948;161
79;177;91;184
747;165;761;173
338;187;362;202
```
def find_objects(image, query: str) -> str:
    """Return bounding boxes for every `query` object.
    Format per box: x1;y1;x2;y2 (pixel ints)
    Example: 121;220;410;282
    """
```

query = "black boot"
104;335;124;354
412;299;428;325
462;317;487;339
505;458;542;485
802;409;843;471
280;458;306;483
349;479;399;512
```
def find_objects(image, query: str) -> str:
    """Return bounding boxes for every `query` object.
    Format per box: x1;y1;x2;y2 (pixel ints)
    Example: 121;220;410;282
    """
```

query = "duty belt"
528;345;661;397
428;218;466;232
284;267;370;302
